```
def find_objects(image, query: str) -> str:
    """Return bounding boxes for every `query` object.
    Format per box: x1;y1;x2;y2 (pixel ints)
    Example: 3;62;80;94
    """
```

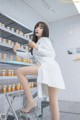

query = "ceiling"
23;0;79;22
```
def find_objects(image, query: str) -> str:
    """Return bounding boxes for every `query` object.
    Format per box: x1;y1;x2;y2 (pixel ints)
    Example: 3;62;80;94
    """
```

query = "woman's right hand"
13;43;20;53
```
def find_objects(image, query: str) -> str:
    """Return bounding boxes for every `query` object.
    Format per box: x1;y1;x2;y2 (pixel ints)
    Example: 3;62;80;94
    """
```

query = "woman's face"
35;24;43;39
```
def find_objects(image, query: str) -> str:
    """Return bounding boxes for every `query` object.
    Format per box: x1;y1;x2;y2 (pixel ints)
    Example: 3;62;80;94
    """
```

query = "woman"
13;21;65;120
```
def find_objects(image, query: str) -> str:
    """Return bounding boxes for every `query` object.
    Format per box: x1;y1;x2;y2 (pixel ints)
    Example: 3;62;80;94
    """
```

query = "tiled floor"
5;100;80;120
41;100;80;120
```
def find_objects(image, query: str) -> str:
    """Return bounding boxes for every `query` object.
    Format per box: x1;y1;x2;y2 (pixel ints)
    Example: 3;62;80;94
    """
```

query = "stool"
3;88;38;120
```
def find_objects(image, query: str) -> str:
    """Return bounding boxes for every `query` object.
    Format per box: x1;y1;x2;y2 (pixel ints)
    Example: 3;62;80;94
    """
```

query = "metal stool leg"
5;90;38;120
6;95;15;118
34;112;40;120
38;100;49;119
5;94;18;120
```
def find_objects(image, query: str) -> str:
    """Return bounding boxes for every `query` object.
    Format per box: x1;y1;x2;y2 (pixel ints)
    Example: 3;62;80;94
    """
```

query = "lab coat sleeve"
36;38;56;57
16;51;33;59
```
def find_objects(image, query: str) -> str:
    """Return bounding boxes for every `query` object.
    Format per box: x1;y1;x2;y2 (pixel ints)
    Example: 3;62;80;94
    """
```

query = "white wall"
0;0;48;31
49;15;80;102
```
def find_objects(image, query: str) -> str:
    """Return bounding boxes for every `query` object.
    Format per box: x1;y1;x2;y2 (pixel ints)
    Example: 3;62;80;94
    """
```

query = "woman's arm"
13;43;33;59
36;38;56;57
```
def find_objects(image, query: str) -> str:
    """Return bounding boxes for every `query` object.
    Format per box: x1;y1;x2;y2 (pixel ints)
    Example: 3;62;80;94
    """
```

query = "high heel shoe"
21;103;37;113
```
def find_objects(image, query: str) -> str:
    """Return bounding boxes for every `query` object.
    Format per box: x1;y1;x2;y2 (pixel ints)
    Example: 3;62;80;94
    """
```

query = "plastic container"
8;40;11;45
11;27;14;32
11;42;14;47
0;85;2;93
10;55;13;61
16;30;19;34
20;85;23;90
16;56;21;62
2;69;6;76
8;85;11;92
2;85;7;93
27;59;30;63
12;84;15;92
7;26;10;30
11;70;14;76
0;22;2;26
2;24;5;27
3;54;7;60
16;83;21;90
8;70;12;76
0;37;2;42
23;58;27;62
25;46;28;50
3;39;6;44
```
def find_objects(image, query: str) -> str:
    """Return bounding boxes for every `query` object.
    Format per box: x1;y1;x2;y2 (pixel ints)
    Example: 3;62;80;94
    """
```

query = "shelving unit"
0;59;34;66
0;13;37;120
0;76;37;79
0;42;28;52
0;76;37;83
0;12;37;92
0;26;30;43
0;13;32;44
0;87;37;96
1;87;37;120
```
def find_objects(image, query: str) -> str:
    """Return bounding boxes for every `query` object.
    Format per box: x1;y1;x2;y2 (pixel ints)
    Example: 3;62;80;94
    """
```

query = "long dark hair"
30;21;49;54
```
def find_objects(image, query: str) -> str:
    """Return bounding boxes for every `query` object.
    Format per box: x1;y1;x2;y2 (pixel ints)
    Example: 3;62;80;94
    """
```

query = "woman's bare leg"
48;87;59;120
15;65;40;112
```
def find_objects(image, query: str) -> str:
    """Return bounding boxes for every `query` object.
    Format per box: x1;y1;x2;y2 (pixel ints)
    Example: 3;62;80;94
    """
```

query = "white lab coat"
17;37;65;98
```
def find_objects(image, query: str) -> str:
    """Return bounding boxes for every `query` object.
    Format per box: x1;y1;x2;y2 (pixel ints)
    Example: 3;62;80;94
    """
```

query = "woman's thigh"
17;65;40;76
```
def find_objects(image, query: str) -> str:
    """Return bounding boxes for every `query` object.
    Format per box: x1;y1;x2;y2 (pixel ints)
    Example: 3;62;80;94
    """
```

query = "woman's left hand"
29;41;37;49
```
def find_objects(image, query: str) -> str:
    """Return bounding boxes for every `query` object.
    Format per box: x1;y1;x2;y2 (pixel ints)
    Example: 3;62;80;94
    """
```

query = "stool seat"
41;101;49;108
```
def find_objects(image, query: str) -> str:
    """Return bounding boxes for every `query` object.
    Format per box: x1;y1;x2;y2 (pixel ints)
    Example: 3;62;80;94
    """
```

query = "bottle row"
0;22;32;39
0;53;33;63
0;82;37;93
0;37;28;50
0;69;16;76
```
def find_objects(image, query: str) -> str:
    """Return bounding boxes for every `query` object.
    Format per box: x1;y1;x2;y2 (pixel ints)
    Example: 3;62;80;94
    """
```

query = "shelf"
18;47;28;52
0;26;30;44
0;87;37;96
0;13;33;44
0;76;37;82
0;42;12;51
0;59;35;66
0;13;37;97
0;42;28;52
0;13;32;35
